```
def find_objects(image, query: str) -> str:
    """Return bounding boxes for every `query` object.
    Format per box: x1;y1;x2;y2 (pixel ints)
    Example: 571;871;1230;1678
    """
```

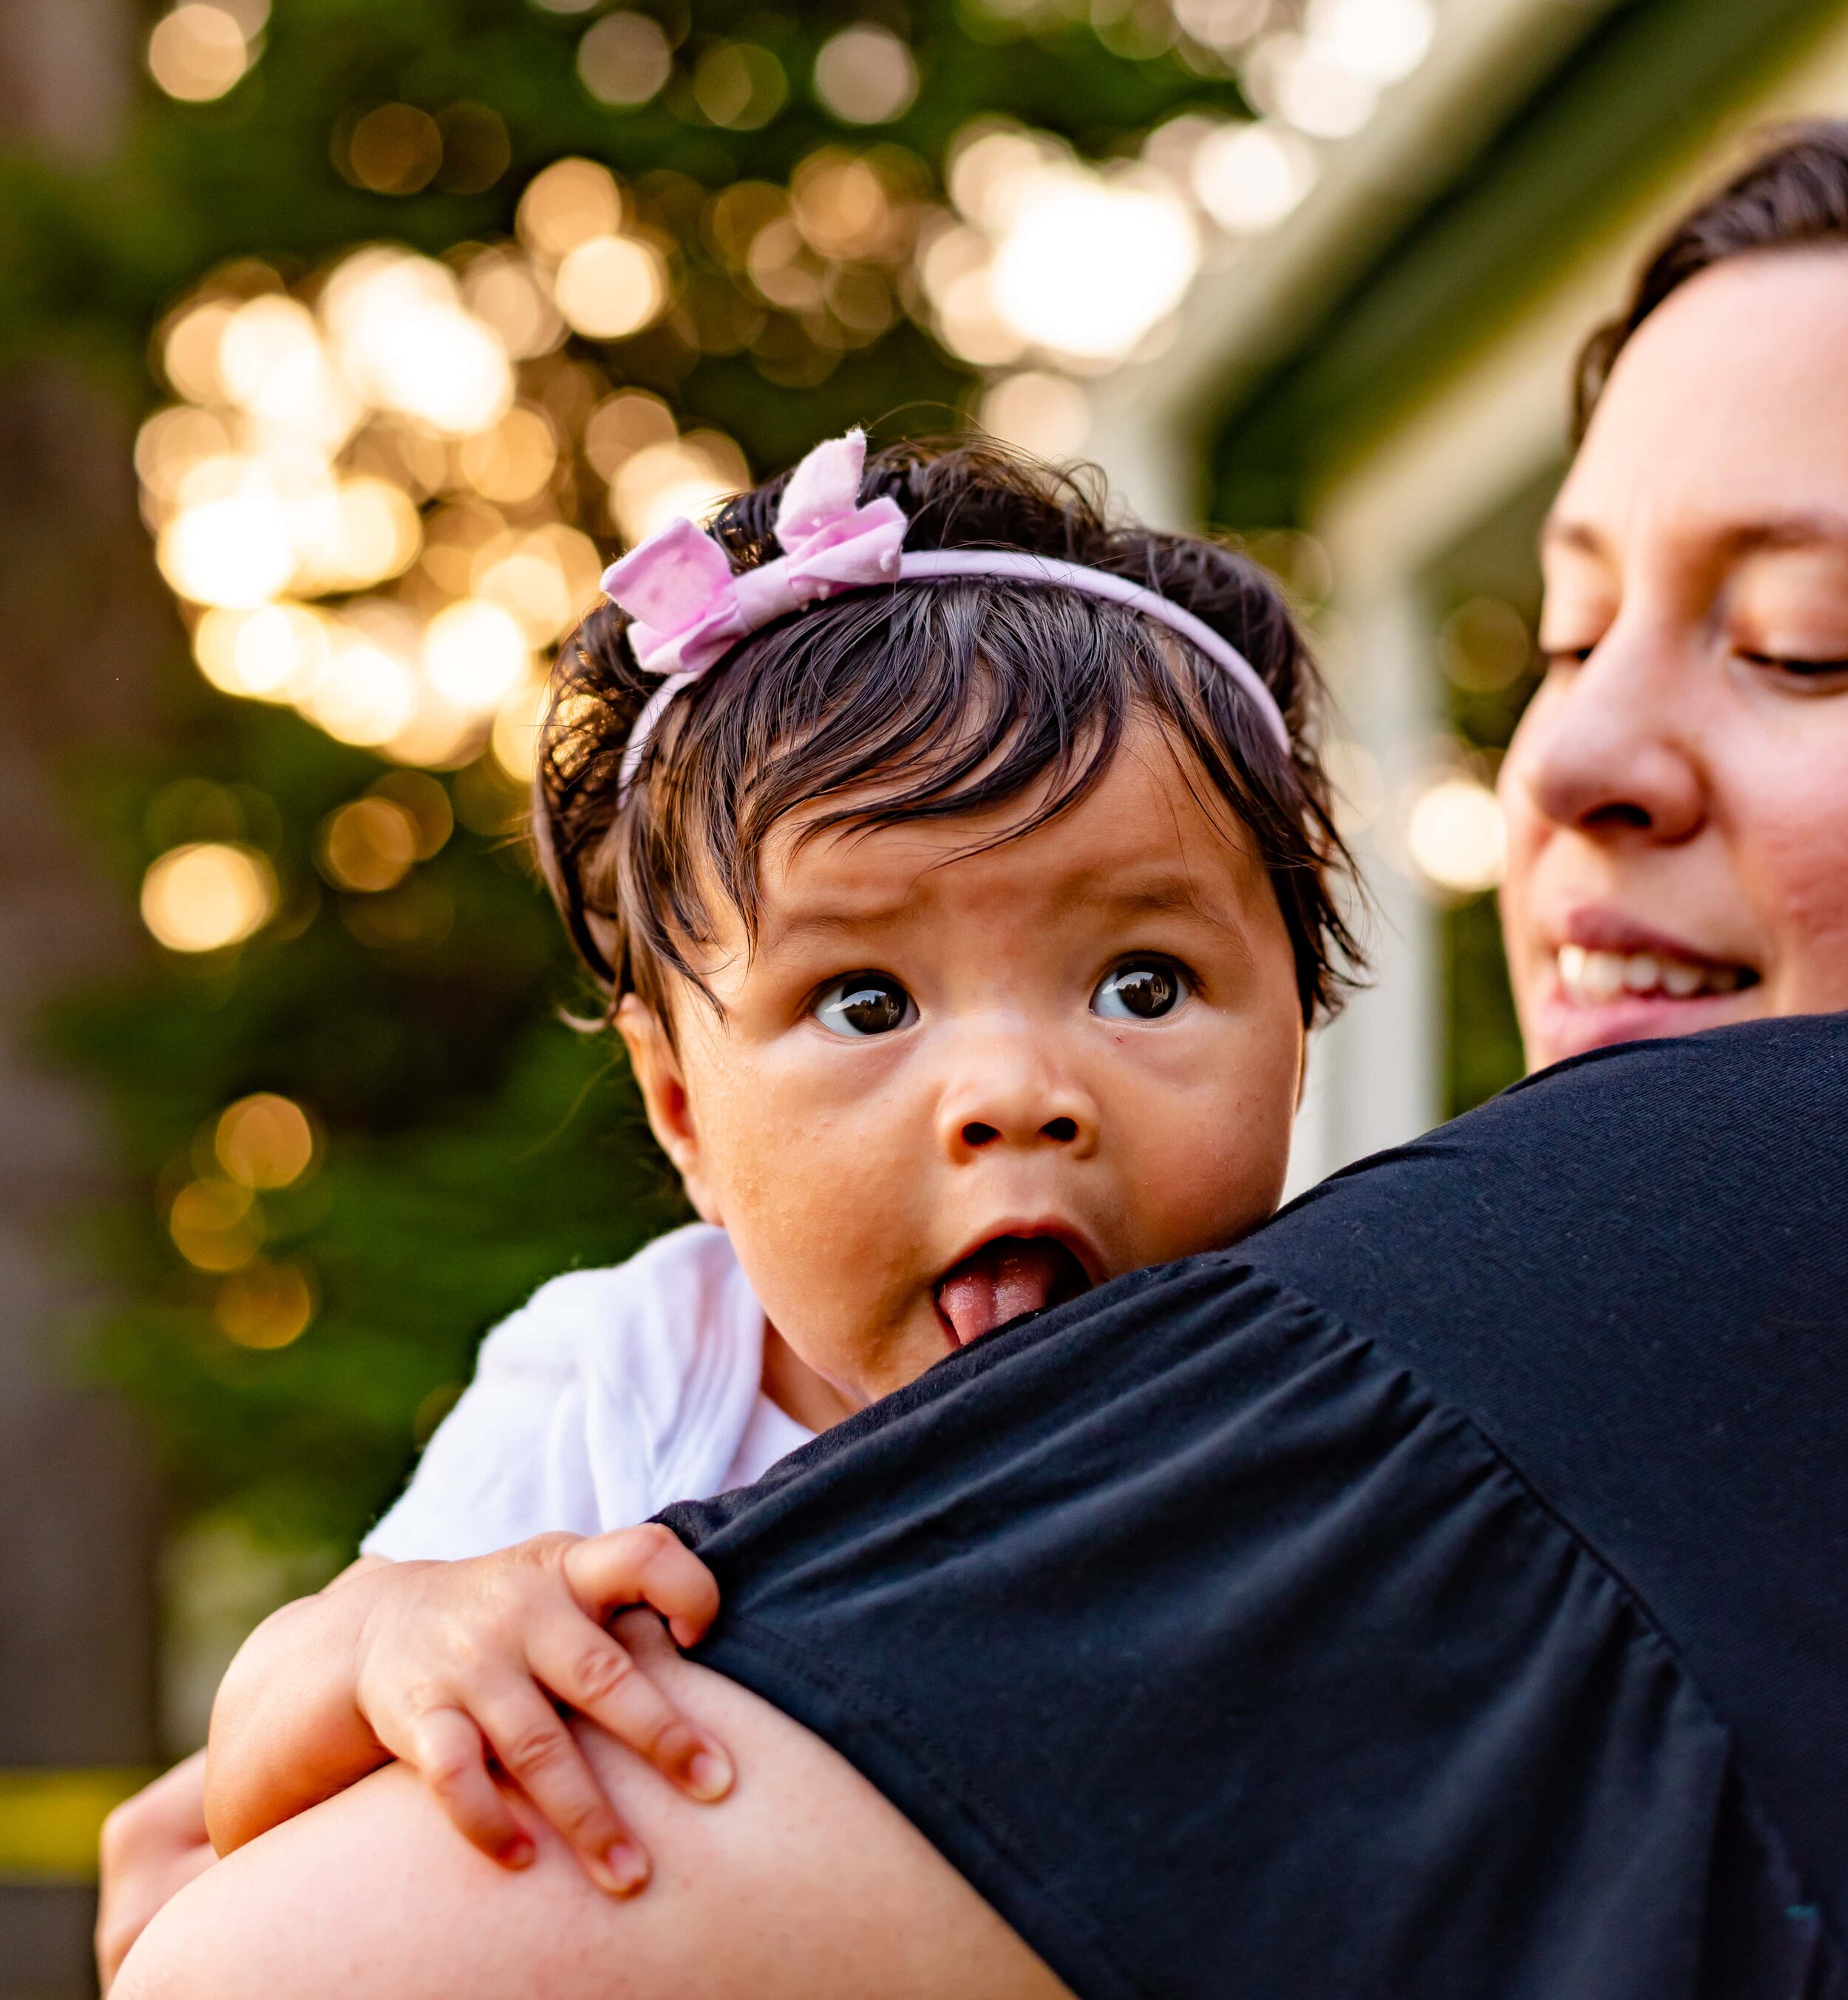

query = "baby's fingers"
404;1706;534;1872
529;1610;733;1805
474;1681;650;1898
562;1524;721;1647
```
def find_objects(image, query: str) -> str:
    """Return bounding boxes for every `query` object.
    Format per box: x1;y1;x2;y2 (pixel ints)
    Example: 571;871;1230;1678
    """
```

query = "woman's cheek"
1750;793;1848;1011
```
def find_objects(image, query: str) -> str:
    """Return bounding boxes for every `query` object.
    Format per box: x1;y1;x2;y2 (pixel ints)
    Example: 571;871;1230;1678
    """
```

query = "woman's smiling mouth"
1528;918;1764;1064
1555;941;1758;1004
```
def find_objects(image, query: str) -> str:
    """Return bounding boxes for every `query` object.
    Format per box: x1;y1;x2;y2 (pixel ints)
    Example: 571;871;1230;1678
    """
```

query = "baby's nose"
937;1047;1099;1160
959;1112;1081;1150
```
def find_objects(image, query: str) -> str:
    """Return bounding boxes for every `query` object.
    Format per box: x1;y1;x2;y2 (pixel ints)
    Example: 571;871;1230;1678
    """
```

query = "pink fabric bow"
599;428;908;679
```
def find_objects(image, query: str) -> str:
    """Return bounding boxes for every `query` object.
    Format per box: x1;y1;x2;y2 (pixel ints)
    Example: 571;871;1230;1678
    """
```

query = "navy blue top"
662;1017;1848;2000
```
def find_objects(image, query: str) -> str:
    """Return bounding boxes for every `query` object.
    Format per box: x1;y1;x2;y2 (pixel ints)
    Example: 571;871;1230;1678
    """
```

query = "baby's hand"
350;1527;729;1894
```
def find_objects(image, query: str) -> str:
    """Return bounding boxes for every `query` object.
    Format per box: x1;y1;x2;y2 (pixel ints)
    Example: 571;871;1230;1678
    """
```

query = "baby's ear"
614;994;723;1226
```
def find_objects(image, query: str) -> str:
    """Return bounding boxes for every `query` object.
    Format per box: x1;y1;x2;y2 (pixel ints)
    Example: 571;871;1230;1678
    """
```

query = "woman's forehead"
1556;249;1848;555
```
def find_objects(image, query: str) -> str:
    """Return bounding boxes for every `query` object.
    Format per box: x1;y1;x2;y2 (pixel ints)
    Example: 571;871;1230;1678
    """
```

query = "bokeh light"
583;388;677;478
1192;121;1318;232
610;435;747;546
1245;35;1378;139
169;1178;264;1271
791;152;895;260
216;1094;316;1189
577;12;673;106
141;843;277;952
159;298;236;402
517;158;625;261
813;26;919;126
422;599;531;711
553;234;669;340
492;674;552;783
1439;597;1533;693
156;470;296;608
214;1260;316;1349
455;406;560;505
321;251;514;436
342;104;444;196
981;371;1091;459
192;603;329;702
147;4;252;103
1305;0;1436;84
462;251;566;360
693;44;787;130
1407;776;1507;895
292;603;416;746
371;770;454;857
318;796;421;892
473;523;602;643
989;167;1198;364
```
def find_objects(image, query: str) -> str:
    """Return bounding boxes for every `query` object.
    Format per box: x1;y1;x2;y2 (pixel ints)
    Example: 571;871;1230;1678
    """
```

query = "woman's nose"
936;1039;1101;1162
1505;628;1705;844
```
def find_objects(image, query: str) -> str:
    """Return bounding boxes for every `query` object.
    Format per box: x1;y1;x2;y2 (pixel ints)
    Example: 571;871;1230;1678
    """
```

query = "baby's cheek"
713;1113;922;1374
1127;1050;1297;1261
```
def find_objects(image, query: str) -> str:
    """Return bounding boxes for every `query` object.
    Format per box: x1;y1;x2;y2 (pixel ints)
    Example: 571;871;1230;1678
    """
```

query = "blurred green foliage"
4;0;1243;1550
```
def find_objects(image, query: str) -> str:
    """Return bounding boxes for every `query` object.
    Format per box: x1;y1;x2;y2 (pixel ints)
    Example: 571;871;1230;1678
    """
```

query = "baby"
199;430;1356;1906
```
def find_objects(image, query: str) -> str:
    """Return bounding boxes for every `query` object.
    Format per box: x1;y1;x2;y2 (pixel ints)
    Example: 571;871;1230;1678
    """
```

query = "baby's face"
620;717;1305;1407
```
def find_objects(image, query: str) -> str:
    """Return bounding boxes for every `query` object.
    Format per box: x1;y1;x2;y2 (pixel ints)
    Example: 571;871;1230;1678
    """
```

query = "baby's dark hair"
534;436;1362;1027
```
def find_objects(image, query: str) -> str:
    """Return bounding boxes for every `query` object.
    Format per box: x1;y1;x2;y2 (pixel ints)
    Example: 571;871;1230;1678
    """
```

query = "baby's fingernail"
596;1842;650;1896
502;1835;535;1870
687;1750;732;1801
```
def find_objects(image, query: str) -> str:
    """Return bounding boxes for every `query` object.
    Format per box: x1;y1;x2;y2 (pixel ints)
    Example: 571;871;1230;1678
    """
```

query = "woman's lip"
1529;981;1762;1063
1555;909;1750;969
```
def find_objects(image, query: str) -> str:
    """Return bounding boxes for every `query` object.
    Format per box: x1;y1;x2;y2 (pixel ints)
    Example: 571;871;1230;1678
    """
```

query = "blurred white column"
1283;584;1441;1198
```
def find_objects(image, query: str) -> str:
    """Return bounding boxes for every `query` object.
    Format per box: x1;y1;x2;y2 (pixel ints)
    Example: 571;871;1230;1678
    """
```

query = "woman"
109;126;1848;1998
1501;125;1848;1071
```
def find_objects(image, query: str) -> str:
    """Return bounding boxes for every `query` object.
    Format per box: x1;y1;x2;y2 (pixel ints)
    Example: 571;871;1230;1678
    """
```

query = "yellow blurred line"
0;1768;157;1884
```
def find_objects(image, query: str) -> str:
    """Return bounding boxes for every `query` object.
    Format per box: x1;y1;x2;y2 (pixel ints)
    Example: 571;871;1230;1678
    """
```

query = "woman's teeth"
1556;942;1742;1004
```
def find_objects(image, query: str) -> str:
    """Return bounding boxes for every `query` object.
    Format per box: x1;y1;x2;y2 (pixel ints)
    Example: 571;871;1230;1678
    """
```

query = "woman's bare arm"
113;1611;1072;2000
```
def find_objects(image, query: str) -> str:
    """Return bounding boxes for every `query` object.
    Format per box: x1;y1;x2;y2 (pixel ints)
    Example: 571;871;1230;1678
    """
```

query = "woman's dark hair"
1576;121;1848;438
534;436;1362;1028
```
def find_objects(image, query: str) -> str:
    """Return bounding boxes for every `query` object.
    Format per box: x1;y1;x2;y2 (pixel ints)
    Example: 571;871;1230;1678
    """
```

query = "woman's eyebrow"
1724;512;1848;554
1542;512;1848;560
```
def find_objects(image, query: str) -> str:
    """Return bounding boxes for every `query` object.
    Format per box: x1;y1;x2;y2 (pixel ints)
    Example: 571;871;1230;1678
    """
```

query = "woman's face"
1501;248;1848;1070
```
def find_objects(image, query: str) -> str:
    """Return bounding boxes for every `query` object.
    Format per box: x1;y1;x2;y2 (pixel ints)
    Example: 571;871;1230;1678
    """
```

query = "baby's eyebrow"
758;878;1223;958
1096;881;1215;918
755;904;908;955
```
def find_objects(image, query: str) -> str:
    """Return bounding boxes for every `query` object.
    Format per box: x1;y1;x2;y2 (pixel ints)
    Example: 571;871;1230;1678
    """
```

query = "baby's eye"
1092;958;1190;1022
813;973;917;1038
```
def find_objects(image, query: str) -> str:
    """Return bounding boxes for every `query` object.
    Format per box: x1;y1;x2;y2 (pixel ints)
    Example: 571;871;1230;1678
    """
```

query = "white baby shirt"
362;1224;815;1562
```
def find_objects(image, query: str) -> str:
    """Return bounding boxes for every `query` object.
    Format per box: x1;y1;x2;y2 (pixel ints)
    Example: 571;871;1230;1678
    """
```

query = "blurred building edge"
0;1;163;1995
1086;0;1848;1196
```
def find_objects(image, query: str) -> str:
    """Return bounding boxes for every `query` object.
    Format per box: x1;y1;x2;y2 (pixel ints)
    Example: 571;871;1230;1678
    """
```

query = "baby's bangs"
670;580;1196;937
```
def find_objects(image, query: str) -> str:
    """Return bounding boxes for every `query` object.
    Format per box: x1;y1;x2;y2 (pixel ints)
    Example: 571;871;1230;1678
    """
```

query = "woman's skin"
1502;247;1848;1068
115;247;1848;2000
113;1614;1074;2000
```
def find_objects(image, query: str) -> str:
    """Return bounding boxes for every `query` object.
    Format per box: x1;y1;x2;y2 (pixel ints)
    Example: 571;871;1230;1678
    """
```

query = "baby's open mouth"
934;1235;1093;1348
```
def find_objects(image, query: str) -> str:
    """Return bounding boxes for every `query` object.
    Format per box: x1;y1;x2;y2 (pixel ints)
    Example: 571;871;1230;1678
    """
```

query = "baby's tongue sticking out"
935;1236;1086;1347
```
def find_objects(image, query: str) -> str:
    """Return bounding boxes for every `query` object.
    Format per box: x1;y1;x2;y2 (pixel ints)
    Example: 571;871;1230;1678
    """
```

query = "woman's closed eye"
1737;647;1848;683
1091;957;1192;1023
812;972;917;1038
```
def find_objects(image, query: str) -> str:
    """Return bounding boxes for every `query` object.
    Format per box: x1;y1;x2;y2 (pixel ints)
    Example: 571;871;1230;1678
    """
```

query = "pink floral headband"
599;429;1291;790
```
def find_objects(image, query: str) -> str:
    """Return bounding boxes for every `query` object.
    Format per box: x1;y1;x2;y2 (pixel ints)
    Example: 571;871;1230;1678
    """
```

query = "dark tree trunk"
0;4;165;1993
